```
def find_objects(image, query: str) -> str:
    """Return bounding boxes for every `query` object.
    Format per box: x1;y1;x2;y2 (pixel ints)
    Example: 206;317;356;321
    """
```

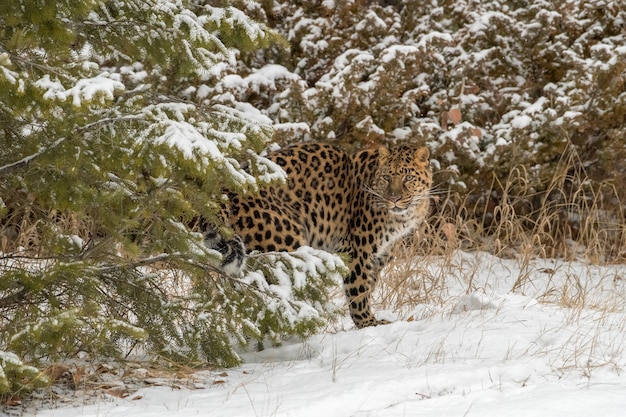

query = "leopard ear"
414;147;430;164
378;146;390;162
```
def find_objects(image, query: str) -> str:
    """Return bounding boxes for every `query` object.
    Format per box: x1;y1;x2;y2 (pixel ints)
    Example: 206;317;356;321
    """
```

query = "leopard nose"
387;179;403;202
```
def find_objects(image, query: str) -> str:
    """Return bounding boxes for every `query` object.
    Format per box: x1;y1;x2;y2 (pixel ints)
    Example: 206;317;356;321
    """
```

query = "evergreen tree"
0;0;345;399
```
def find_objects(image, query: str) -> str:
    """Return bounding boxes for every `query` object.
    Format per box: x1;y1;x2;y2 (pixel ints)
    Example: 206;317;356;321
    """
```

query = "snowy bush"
219;0;626;256
0;0;342;400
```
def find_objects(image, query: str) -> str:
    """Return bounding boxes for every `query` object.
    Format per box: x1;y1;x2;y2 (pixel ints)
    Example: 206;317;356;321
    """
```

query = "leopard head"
371;145;432;215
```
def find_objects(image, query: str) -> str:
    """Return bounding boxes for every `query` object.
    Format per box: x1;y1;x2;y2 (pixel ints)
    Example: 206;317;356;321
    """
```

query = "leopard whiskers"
407;192;435;206
361;184;389;208
427;186;450;197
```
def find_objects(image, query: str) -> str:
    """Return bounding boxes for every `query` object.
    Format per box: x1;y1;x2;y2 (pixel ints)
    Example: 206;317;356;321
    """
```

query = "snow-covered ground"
33;251;626;417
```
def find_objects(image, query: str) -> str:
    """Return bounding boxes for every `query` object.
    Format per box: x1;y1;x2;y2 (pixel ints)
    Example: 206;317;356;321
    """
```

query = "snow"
416;31;452;49
32;251;626;417
380;45;420;64
222;65;300;95
0;53;18;84
511;115;532;129
203;5;269;44
35;73;125;106
468;11;513;34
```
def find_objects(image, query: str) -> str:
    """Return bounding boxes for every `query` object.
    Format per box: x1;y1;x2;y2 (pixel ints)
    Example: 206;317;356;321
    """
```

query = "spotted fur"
206;142;432;328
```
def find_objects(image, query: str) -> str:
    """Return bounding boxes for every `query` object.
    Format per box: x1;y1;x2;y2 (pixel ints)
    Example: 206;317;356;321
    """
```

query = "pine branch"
0;137;66;175
0;253;180;309
1;48;74;81
76;114;146;133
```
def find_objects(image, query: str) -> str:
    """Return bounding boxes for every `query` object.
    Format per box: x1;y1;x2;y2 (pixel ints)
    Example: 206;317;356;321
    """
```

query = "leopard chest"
353;209;420;265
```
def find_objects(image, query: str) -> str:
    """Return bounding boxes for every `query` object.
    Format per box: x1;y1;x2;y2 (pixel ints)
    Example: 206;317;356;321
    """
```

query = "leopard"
205;142;432;329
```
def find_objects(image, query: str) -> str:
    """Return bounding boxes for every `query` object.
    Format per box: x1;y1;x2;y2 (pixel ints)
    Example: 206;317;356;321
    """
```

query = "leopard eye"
382;174;391;182
404;175;415;182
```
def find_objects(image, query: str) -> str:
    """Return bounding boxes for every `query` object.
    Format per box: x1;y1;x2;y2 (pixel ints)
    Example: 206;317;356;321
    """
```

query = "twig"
95;253;175;273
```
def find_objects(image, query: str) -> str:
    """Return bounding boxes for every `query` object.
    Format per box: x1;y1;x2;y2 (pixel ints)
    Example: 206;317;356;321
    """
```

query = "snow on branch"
0;53;19;85
202;6;271;44
242;247;346;328
155;119;232;162
35;73;125;107
139;102;281;189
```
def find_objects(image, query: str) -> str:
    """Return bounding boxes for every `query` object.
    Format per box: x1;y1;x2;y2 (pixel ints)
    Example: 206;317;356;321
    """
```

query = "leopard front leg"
344;251;388;328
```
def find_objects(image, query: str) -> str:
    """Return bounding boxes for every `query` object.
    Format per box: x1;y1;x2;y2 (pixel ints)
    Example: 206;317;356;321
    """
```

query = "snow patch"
35;73;125;106
511;114;532;129
33;252;626;417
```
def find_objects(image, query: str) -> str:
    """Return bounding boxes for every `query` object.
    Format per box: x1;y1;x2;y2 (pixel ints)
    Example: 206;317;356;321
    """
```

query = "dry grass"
0;203;97;255
377;143;626;317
